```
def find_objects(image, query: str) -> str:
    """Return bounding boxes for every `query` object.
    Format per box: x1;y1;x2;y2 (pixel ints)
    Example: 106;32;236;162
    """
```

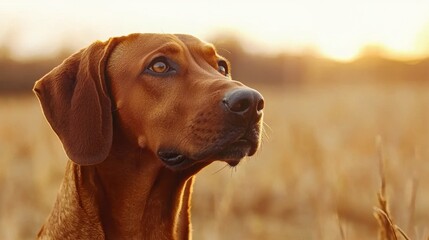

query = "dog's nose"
223;88;264;119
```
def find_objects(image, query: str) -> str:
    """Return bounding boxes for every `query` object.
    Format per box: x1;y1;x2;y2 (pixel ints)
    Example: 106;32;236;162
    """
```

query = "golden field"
0;82;428;239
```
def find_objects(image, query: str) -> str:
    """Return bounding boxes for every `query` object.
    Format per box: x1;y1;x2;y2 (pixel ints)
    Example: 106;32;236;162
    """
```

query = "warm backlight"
0;0;428;61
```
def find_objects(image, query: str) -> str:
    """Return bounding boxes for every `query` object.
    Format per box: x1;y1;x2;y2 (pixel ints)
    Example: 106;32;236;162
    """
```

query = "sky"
1;0;429;61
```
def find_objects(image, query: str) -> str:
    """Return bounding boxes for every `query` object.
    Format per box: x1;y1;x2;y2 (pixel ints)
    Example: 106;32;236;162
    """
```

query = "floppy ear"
34;38;122;165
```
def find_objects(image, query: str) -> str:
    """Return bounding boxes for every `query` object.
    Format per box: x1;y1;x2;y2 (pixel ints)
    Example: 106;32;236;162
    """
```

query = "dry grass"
0;82;428;239
374;136;411;240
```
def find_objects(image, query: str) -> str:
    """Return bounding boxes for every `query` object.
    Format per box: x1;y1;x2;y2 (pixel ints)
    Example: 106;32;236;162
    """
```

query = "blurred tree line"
211;35;429;86
0;56;64;94
0;34;428;94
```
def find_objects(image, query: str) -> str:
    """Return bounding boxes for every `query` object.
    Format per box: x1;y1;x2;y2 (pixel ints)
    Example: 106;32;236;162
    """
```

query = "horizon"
1;0;429;61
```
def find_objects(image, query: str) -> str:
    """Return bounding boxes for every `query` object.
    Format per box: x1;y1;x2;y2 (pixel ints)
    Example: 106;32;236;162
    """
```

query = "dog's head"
34;33;264;171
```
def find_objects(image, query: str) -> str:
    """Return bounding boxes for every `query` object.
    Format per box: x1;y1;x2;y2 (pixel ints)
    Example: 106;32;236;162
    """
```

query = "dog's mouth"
157;134;258;170
213;138;254;166
157;151;188;166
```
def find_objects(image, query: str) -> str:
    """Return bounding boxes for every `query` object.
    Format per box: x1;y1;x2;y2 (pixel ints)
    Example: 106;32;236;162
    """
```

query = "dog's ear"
34;38;122;165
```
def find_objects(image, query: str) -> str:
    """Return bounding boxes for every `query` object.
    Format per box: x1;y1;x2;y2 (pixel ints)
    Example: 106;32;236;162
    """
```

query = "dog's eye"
218;60;229;76
145;57;177;76
150;60;169;73
218;65;227;75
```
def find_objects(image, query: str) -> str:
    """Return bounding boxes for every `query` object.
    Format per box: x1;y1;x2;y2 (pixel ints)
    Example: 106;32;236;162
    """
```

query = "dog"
34;33;264;239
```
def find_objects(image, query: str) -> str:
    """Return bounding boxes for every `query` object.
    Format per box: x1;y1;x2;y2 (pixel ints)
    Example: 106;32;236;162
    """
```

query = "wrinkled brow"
153;43;182;55
200;44;217;58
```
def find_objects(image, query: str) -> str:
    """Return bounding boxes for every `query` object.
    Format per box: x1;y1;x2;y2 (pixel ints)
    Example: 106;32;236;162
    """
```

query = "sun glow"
0;0;428;61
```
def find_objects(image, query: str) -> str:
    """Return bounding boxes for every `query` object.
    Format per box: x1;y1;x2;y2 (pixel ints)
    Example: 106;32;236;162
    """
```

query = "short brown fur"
34;33;263;239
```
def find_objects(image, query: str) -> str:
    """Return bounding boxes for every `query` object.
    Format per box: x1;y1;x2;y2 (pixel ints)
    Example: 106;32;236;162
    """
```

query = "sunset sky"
1;0;429;61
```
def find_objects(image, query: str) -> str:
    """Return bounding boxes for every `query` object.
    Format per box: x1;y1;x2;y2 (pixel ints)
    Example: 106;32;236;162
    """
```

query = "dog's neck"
40;146;200;240
96;148;194;239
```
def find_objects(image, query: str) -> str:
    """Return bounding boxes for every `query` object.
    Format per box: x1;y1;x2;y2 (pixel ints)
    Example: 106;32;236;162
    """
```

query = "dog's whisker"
212;163;230;175
261;121;271;141
229;165;238;176
218;47;232;55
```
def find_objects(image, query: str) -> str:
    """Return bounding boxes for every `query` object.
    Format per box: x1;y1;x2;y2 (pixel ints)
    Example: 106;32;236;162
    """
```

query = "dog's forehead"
173;34;206;47
121;33;216;56
175;34;217;56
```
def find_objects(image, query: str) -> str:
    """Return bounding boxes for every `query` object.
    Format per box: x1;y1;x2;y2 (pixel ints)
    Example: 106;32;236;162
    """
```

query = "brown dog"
34;33;264;239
